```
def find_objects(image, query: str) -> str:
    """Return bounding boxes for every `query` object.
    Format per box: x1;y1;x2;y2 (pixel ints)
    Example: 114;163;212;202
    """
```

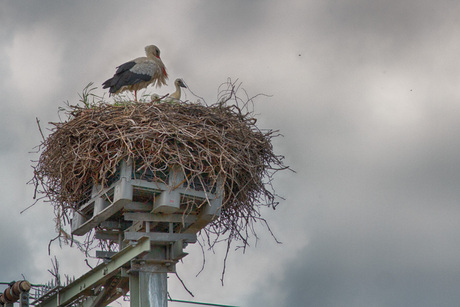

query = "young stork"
169;78;187;100
102;45;168;101
161;78;187;104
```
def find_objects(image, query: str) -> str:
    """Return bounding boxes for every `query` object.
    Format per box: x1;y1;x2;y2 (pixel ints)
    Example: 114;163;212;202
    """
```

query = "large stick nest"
32;83;288;253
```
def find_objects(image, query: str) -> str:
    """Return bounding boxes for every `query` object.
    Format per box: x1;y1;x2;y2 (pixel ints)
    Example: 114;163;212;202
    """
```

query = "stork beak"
179;81;187;88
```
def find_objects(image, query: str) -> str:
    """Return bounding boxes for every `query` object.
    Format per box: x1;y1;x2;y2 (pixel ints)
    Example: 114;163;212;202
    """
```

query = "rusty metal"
18;281;32;293
4;286;18;303
0;280;31;304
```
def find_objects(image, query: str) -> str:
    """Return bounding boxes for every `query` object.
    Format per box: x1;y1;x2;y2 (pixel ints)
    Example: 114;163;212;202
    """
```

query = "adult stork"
102;45;168;101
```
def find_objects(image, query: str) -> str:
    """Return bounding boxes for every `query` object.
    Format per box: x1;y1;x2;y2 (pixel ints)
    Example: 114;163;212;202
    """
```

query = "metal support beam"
37;237;151;307
129;273;140;307
124;213;197;224
124;232;196;244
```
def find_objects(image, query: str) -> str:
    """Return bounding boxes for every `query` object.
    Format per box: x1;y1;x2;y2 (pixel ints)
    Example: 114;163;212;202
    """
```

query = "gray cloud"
248;243;460;306
2;1;460;306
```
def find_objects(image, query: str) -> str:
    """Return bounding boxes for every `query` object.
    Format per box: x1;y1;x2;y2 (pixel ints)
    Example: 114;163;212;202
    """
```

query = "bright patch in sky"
369;73;425;130
5;26;63;104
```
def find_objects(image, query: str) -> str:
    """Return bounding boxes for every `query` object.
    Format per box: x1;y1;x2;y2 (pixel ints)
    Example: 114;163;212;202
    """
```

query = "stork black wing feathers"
114;61;136;74
102;61;151;94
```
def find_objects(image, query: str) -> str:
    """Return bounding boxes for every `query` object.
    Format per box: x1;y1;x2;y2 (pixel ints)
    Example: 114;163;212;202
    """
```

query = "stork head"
175;78;187;88
145;45;161;59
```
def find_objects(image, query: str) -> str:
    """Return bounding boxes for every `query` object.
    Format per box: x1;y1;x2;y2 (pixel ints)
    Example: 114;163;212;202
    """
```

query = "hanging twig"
174;272;194;297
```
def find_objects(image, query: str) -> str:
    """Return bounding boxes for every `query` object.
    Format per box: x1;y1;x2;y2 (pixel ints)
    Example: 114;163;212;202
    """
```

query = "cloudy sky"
2;1;460;306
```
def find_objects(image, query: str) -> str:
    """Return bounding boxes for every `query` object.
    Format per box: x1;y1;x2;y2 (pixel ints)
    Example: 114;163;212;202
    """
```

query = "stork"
169;78;187;100
102;45;168;101
161;78;187;104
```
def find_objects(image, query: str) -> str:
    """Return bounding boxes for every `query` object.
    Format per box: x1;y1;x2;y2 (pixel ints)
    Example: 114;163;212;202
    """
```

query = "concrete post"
19;291;29;307
139;269;167;307
130;263;168;307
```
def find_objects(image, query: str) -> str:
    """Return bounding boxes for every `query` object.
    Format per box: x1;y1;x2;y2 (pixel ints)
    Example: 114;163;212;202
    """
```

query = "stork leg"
134;90;138;102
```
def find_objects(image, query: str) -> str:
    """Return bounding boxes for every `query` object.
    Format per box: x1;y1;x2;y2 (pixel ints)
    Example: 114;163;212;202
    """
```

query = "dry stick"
36;117;46;141
20;198;40;214
195;239;207;277
174;272;194;297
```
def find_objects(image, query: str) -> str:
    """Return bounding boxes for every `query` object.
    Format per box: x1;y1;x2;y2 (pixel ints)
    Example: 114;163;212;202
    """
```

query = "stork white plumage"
152;78;187;104
102;45;168;101
160;78;187;104
169;78;187;100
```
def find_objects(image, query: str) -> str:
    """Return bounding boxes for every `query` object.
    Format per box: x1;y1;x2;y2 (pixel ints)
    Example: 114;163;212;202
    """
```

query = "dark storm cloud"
0;151;42;283
0;225;32;281
191;0;268;43
238;1;460;306
316;1;449;37
0;1;112;286
311;1;458;52
2;1;108;27
247;190;460;306
248;240;460;306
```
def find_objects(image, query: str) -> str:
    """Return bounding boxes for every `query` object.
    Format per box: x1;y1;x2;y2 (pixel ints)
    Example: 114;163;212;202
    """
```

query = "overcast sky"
2;1;460;306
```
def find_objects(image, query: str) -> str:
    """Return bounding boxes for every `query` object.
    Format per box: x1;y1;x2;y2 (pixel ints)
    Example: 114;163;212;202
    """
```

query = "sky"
1;0;460;306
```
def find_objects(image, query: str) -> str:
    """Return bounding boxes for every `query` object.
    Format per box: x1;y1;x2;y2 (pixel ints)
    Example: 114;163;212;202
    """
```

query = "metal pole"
139;265;168;307
129;272;140;307
19;291;29;307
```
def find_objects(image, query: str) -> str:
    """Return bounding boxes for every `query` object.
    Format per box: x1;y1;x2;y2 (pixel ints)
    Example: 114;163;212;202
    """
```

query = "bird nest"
32;82;288;256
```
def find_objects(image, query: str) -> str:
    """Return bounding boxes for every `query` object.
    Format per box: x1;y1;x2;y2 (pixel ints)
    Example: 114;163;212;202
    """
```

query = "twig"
36;117;45;141
174;272;194;297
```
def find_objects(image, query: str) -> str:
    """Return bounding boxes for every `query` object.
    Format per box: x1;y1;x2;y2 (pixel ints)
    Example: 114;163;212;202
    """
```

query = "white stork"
169;78;187;100
102;45;168;101
152;78;187;104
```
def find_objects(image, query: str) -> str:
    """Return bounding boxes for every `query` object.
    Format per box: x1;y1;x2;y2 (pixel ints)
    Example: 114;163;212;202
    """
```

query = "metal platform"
71;160;223;241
